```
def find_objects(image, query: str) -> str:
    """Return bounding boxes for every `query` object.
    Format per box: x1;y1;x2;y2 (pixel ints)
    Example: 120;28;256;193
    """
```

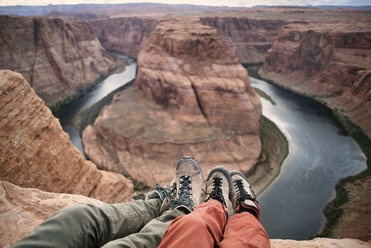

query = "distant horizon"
0;0;370;7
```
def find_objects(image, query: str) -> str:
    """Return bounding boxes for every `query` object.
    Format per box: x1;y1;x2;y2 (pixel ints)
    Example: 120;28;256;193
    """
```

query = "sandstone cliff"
0;70;133;202
90;17;158;58
260;22;371;137
2;180;370;247
82;19;262;186
0;15;120;109
200;17;287;64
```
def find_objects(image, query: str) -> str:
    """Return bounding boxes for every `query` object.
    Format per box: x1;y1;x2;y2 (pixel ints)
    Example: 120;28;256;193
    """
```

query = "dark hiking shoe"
145;180;177;214
170;156;204;213
230;170;260;220
206;166;231;209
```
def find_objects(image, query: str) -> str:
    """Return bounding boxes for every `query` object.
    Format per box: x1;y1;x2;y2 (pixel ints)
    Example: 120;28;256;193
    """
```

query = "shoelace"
155;181;177;201
171;175;195;210
207;177;226;206
234;179;257;206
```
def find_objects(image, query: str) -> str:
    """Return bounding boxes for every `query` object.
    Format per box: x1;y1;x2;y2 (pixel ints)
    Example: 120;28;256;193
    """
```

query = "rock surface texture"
260;22;371;137
0;15;120;108
90;17;158;58
200;17;287;63
83;19;262;186
0;181;103;247
0;70;133;202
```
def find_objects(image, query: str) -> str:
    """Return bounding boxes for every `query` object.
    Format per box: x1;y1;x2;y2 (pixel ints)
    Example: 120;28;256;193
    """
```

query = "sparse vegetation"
254;87;276;105
246;115;289;195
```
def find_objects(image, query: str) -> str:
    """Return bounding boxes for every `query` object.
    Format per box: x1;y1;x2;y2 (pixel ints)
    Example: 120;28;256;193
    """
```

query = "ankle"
236;202;260;220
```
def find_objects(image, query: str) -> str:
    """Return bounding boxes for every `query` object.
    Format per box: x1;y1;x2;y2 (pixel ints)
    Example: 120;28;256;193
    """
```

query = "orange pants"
159;200;270;248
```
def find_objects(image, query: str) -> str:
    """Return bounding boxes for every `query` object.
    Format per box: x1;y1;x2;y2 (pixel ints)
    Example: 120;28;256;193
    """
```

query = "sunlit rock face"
0;15;120;108
83;19;262;186
0;70;133;203
260;22;371;137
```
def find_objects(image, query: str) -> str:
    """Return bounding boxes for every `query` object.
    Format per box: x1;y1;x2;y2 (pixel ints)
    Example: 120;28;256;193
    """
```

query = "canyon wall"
82;19;262;186
90;17;158;58
0;15;120;109
200;17;287;63
260;22;371;137
0;70;133;203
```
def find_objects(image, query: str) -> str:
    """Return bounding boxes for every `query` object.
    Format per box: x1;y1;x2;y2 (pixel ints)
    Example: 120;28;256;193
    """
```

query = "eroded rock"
260;22;371;137
0;70;133;203
0;15;120;108
82;19;262;186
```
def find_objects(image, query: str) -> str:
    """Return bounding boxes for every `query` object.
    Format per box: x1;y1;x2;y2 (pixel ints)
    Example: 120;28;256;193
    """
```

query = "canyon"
0;70;133;203
82;19;262;186
0;4;370;245
260;22;371;137
0;15;121;110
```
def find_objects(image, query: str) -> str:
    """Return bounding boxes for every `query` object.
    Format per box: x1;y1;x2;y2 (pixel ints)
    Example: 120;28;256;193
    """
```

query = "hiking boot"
230;170;260;220
145;180;177;214
170;156;204;213
206;166;231;210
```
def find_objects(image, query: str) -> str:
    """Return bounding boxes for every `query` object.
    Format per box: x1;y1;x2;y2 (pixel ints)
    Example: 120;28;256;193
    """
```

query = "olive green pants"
13;199;183;248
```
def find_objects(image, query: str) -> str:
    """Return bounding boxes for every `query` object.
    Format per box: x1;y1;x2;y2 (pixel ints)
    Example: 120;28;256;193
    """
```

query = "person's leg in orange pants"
159;199;226;248
220;211;270;248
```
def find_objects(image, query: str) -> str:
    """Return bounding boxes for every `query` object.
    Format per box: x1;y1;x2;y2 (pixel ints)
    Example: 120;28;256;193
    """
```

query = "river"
251;77;367;239
55;53;137;157
56;53;367;240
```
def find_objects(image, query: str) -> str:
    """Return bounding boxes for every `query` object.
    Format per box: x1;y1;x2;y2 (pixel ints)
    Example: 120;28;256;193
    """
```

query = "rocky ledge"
0;70;133;203
260;22;371;137
82;19;262;186
0;15;120;109
2;180;370;247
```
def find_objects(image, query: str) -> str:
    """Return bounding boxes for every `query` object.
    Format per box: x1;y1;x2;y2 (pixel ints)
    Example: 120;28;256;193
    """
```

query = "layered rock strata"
0;15;120;108
260;22;371;137
200;17;287;63
90;17;158;58
0;70;133;202
83;19;262;186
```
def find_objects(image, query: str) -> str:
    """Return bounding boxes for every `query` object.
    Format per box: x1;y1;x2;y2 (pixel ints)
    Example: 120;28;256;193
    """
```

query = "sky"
0;0;369;7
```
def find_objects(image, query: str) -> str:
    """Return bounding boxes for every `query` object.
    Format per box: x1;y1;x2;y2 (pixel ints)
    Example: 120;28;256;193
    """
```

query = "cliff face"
82;19;262;186
0;15;120;108
0;70;133;202
260;22;371;137
90;17;158;58
200;17;287;64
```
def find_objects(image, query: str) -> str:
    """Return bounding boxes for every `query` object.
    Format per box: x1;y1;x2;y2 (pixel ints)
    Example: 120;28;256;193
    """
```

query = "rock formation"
260;22;371;137
200;17;287;64
90;17;158;58
0;181;103;247
0;15;120;109
0;70;133;202
82;19;262;186
2;180;370;247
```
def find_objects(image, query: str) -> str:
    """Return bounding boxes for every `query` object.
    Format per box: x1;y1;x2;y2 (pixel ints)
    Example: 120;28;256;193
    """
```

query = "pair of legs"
159;166;270;248
13;157;269;247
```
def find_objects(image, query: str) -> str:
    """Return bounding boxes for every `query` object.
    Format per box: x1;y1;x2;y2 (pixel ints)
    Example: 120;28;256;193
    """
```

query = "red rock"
0;15;120;108
82;19;262;186
0;70;133;203
260;22;371;137
90;17;158;58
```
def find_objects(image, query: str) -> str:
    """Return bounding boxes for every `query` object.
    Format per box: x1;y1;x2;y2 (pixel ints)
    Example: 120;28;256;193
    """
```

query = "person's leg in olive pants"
13;198;182;248
102;208;183;248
